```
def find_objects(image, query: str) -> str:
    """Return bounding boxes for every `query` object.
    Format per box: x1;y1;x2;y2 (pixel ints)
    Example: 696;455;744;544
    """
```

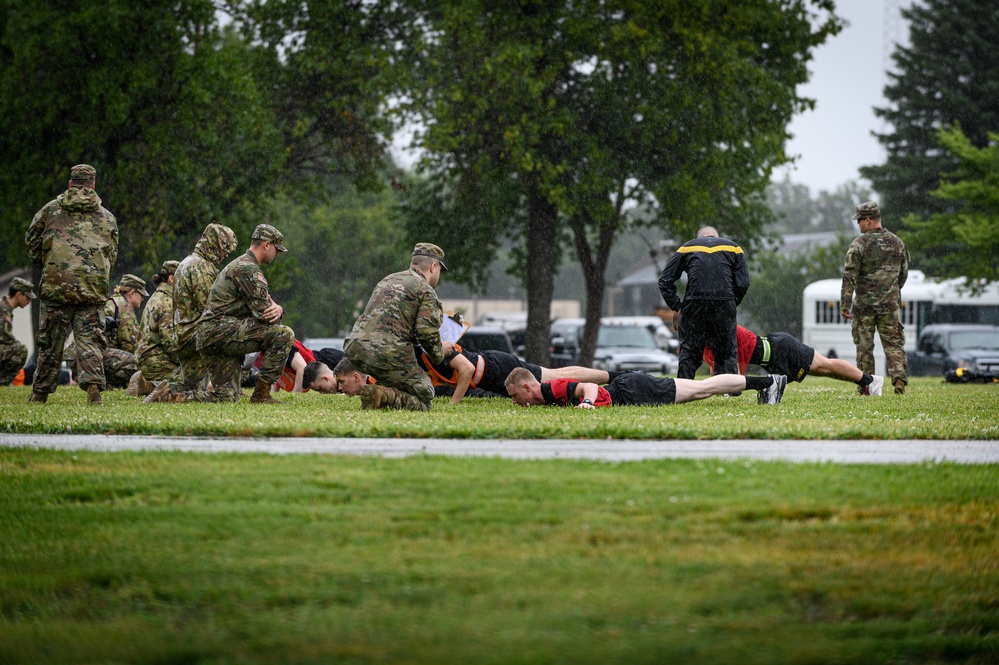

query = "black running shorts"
606;372;677;406
763;333;815;383
480;351;543;394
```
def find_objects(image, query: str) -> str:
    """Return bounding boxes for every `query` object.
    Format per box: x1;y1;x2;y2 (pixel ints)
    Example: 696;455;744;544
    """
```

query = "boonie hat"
852;201;880;220
161;260;180;276
252;224;287;252
10;277;36;299
70;164;96;180
119;274;149;297
412;242;448;271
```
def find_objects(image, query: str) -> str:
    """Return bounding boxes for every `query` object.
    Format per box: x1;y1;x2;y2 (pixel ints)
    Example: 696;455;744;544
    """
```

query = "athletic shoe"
757;374;787;405
893;379;906;395
859;375;884;396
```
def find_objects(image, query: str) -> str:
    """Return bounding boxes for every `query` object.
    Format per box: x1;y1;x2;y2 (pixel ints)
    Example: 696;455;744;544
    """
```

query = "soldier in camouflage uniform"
344;243;453;411
128;260;181;395
64;273;146;388
840;201;910;395
187;224;293;404
24;164;118;405
106;274;148;353
0;277;36;385
143;222;237;403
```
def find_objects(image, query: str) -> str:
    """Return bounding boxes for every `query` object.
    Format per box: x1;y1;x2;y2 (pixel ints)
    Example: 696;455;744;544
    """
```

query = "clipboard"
439;310;471;344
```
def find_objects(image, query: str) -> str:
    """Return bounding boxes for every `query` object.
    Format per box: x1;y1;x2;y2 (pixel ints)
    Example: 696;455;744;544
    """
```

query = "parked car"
458;326;517;356
476;312;527;352
907;324;999;376
601;315;679;353
549;318;679;374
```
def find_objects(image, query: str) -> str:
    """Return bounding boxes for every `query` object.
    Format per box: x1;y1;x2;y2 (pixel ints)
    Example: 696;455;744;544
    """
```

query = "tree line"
1;0;996;362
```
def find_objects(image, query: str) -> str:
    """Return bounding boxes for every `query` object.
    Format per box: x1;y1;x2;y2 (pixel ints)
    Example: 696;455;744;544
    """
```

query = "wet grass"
0;377;996;439
1;448;996;664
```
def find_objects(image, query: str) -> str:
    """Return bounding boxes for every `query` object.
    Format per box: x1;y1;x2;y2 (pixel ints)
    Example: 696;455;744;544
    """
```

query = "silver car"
550;319;679;375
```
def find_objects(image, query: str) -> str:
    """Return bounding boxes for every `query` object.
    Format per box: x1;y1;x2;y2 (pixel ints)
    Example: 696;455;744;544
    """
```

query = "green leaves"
862;0;999;275
901;125;999;287
392;0;841;361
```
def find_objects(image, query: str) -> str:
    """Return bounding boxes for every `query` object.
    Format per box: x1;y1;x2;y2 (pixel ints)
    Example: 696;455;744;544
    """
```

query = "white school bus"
801;271;999;375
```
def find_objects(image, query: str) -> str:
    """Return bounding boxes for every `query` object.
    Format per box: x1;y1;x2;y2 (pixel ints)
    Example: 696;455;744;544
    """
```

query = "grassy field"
1;377;997;439
1;448;997;664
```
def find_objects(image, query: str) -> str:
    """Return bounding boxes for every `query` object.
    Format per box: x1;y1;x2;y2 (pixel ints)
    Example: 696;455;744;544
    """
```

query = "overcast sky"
777;0;909;195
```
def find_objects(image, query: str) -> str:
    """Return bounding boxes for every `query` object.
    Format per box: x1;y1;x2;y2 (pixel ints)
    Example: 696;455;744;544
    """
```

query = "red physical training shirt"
703;325;757;374
542;378;613;407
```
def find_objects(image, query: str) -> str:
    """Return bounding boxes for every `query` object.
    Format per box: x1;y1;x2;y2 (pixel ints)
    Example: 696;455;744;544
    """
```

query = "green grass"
1;377;997;439
1;449;997;664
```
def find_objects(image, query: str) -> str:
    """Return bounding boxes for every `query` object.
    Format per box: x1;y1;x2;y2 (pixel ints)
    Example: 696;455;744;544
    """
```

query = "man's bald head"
696;226;719;238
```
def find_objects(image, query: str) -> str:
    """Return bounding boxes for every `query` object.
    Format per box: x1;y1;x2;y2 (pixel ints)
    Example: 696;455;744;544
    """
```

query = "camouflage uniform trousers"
64;345;138;389
34;300;106;394
161;343;219;403
0;340;28;385
344;338;434;411
852;311;907;384
198;317;293;403
136;354;181;383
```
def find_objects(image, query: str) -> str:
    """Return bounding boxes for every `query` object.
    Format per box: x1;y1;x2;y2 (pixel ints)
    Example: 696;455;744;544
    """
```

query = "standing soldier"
143;222;237;403
128;260;181;396
24;164;118;405
0;278;36;385
189;224;293;404
840;201;910;395
344;243;452;411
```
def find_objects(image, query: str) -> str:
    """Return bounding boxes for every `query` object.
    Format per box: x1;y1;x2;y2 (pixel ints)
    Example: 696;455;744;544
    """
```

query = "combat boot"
358;384;375;409
893;379;906;395
28;391;47;404
249;378;283;404
125;371;153;397
144;381;173;403
369;384;397;409
87;384;102;406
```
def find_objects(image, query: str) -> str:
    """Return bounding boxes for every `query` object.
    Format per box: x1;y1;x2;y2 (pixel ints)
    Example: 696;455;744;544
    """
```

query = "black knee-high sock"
744;376;773;392
856;373;873;387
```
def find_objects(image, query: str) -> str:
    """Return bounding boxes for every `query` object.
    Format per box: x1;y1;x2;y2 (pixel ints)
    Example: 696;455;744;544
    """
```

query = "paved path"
2;434;997;464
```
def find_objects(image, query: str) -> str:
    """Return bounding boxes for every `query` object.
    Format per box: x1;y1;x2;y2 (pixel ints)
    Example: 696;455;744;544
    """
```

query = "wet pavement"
1;433;997;464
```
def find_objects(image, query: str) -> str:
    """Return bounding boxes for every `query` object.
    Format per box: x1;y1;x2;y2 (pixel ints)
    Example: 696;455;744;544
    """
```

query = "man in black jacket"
658;226;749;379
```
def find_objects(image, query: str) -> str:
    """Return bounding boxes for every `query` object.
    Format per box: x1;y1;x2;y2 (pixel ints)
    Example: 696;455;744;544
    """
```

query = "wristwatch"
581;399;593;405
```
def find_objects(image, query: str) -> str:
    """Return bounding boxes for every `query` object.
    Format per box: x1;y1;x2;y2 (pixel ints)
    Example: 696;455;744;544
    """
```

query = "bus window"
815;300;844;324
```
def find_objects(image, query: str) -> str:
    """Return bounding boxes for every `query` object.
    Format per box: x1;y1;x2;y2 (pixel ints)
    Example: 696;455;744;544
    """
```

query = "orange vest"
420;346;485;388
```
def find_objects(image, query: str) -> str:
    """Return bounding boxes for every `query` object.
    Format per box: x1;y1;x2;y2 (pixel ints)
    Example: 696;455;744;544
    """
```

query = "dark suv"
908;324;999;376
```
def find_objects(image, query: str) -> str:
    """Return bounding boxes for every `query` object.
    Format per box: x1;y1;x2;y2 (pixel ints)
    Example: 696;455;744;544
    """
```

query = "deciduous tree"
391;0;841;364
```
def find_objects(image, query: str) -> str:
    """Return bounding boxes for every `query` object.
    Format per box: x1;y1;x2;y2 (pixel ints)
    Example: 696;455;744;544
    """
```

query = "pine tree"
860;0;999;274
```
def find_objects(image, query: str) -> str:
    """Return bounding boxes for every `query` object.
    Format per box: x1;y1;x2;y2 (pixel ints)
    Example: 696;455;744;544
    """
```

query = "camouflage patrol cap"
70;164;96;181
119;274;149;297
252;224;287;252
160;260;180;276
412;242;448;271
10;277;36;299
852;201;881;220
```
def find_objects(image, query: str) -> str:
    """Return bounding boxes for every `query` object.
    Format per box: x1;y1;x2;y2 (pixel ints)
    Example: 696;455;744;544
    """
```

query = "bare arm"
290;352;307;393
573;382;601;409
